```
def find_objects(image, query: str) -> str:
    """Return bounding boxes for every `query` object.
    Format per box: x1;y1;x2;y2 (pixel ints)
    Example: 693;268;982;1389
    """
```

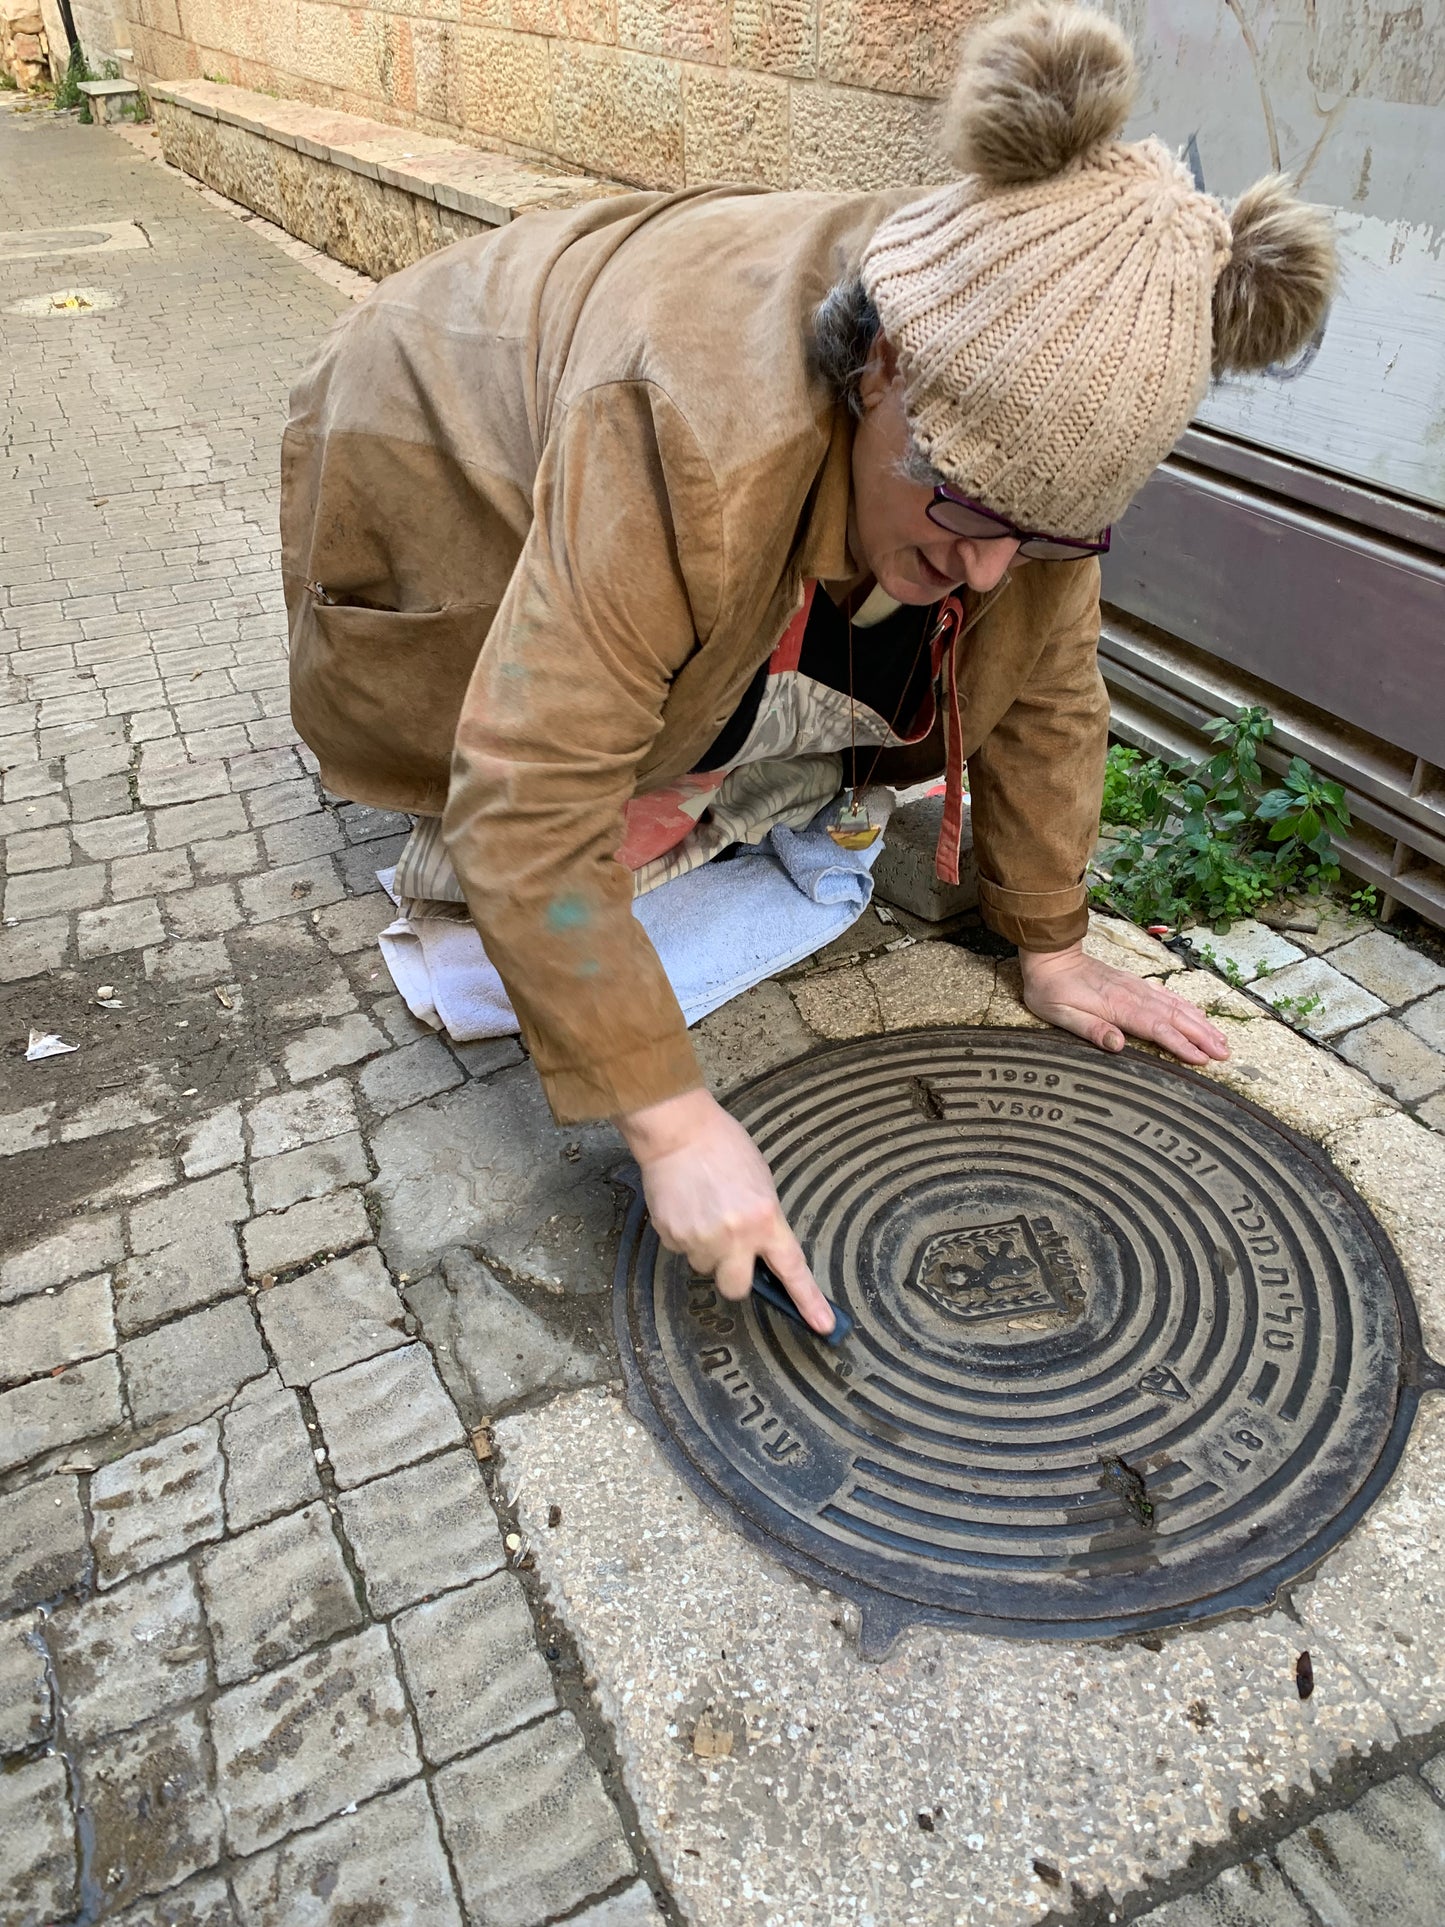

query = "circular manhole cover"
4;286;122;317
616;1030;1435;1654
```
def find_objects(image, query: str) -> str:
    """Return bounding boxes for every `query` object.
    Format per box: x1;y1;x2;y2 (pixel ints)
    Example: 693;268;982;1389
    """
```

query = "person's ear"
857;330;900;412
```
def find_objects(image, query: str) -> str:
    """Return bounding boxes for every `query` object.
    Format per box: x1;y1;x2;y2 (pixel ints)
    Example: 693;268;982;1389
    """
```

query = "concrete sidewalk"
3;100;1444;1927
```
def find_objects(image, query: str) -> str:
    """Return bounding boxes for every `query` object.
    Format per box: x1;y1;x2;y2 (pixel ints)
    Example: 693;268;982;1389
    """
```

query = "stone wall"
125;0;1004;193
2;0;56;86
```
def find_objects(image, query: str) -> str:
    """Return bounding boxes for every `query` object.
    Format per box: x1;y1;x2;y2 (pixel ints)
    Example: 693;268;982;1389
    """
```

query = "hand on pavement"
616;1087;836;1335
1018;941;1231;1065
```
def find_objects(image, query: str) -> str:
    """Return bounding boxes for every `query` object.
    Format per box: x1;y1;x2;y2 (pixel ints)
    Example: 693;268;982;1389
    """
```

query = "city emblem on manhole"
912;1213;1082;1324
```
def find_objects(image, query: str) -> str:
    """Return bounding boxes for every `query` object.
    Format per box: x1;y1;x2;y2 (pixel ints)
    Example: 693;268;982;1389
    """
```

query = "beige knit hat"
860;3;1337;538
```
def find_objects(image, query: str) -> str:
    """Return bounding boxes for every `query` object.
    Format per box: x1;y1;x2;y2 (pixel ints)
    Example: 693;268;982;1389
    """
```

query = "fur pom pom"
943;2;1136;188
1212;176;1337;373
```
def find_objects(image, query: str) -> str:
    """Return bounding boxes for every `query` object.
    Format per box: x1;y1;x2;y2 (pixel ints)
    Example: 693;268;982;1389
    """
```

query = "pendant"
827;796;882;851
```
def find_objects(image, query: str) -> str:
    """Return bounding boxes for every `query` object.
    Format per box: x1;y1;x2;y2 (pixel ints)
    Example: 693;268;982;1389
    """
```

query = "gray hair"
812;273;947;486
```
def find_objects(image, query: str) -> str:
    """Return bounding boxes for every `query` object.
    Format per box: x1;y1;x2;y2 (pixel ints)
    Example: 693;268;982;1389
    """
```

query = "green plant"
0;68;19;91
1350;885;1379;918
1093;706;1351;932
1270;990;1325;1027
1101;743;1170;828
101;57;121;78
53;44;94;110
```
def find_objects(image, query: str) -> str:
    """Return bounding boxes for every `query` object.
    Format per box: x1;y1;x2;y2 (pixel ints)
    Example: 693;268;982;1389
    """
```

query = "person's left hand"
1018;941;1230;1065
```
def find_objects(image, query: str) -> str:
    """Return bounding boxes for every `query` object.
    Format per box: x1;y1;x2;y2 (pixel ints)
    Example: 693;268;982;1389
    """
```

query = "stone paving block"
0;1270;115;1388
395;1570;556;1764
0;794;68;837
1182;919;1305;982
131;1168;250;1255
282;1011;388;1082
78;897;167;958
1401;988;1445;1053
241;1189;372;1279
73;811;151;859
137;756;230;808
1338;1017;1445;1104
210;1624;420;1856
51;1562;208;1745
220;1373;322;1531
0;1351;125;1474
0;1754;77;1927
433;1712;635;1927
180;1103;244;1179
83;1709;225;1914
451;1035;525;1078
91;1421;226;1587
257;1247;408;1387
1254;956;1390;1039
0;1612;50;1753
369;1068;624;1288
251;1128;371;1213
243;778;320;828
359;1036;465;1116
114;1223;246;1335
191;830;261;879
568;1886;665;1927
240;855;346;924
230;1778;461;1927
229;748;303;792
407;1249;602;1424
1138;1857;1313;1926
315;891;397;954
1329;929;1445;1006
71;773;134;820
0;912;70;983
339;834;407;896
123;1297;268;1426
199;1501;362;1685
167;881;244;938
261;811;345;866
4;823;71;872
1273;1774;1445;1925
247;1076;357;1158
337;1445;504;1616
4;860;106;920
1;1212;122;1303
0;1474;90;1610
340;802;411;845
154;793;248;848
110;1872;236;1927
372;991;435;1046
0;1101;54;1156
146;935;234;985
111;846;194;900
312;1342;464;1491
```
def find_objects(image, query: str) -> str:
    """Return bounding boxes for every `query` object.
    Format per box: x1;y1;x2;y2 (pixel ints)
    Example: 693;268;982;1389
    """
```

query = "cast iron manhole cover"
616;1030;1437;1654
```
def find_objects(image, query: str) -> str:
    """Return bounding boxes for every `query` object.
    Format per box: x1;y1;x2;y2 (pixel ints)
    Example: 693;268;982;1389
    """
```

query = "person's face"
848;335;1022;604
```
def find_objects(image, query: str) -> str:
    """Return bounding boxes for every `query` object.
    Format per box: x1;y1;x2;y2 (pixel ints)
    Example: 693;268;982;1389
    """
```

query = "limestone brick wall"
124;0;1004;193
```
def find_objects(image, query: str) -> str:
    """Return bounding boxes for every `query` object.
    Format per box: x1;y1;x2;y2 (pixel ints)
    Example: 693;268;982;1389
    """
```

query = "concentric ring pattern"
616;1031;1424;1649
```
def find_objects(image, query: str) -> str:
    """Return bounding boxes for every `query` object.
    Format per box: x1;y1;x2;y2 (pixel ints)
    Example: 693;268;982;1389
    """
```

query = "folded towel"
378;799;889;1044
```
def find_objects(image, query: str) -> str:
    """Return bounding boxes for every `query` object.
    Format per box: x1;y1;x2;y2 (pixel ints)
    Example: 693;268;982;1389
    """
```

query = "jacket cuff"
533;1031;705;1127
977;878;1090;953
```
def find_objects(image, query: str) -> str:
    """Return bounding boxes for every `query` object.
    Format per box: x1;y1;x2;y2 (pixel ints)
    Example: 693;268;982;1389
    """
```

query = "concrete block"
82;1711;224;1912
0;1270;114;1388
250;1129;370;1213
106;1873;235;1927
214;1367;318;1527
130;1169;250;1256
0;1352;125;1475
358;1036;463;1116
433;1712;635;1927
230;1780;461;1927
241;1189;372;1279
1182;919;1307;983
338;1447;502;1614
1402;988;1445;1052
256;1246;408;1386
1338;1017;1445;1104
310;1341;463;1489
122;1298;267;1427
0;1475;90;1611
238;855;345;924
1254;956;1390;1039
1;1212;122;1303
210;1625;419;1855
1330;929;1445;1005
281;1012;387;1082
395;1571;556;1764
871;795;979;922
114;1223;246;1336
51;1563;208;1745
247;1077;358;1158
568;1886;666;1927
180;1104;245;1179
0;1755;76;1927
0;1612;51;1752
91;1421;225;1587
199;1502;362;1685
1274;1774;1445;1926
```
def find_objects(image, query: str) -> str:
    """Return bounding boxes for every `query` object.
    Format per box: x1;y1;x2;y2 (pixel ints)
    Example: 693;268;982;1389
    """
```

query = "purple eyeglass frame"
927;483;1111;561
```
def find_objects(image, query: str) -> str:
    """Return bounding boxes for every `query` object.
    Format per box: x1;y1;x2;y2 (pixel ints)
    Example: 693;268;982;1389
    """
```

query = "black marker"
751;1258;853;1347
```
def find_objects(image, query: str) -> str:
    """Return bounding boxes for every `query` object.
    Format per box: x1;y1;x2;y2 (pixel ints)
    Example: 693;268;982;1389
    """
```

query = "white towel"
377;801;889;1043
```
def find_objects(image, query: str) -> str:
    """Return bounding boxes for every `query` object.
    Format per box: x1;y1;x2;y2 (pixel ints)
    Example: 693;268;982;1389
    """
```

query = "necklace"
826;595;934;850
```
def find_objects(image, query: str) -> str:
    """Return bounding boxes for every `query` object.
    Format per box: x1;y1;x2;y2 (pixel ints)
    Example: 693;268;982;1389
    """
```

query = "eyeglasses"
926;485;1110;561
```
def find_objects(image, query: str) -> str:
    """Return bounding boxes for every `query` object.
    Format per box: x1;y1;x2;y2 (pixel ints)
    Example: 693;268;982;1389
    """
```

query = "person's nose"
957;536;1021;593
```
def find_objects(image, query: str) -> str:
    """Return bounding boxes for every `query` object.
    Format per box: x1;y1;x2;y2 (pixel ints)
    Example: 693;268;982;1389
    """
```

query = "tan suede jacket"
282;186;1109;1123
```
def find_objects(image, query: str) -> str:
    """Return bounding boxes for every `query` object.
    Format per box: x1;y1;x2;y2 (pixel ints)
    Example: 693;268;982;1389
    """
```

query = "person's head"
820;2;1336;604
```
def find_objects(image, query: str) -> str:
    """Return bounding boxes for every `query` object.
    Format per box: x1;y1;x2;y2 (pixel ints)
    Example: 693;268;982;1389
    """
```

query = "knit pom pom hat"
860;3;1337;539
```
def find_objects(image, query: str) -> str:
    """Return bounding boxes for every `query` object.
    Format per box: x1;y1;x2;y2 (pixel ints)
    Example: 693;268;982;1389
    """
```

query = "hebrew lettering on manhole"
616;1031;1438;1656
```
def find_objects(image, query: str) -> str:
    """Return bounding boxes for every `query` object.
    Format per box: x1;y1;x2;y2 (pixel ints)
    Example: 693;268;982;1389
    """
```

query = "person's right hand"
616;1087;835;1334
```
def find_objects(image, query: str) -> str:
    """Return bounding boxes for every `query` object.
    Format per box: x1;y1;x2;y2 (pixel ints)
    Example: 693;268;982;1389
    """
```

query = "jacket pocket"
292;600;496;810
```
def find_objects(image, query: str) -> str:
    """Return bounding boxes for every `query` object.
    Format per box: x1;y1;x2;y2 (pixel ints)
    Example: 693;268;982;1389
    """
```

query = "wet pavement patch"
617;1030;1441;1656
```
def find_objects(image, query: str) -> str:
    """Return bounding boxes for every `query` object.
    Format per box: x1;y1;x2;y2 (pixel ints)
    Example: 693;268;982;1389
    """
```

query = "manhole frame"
614;1029;1439;1657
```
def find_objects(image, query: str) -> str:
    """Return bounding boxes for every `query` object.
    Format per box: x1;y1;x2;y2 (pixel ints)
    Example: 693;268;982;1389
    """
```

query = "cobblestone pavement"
4;101;1444;1927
